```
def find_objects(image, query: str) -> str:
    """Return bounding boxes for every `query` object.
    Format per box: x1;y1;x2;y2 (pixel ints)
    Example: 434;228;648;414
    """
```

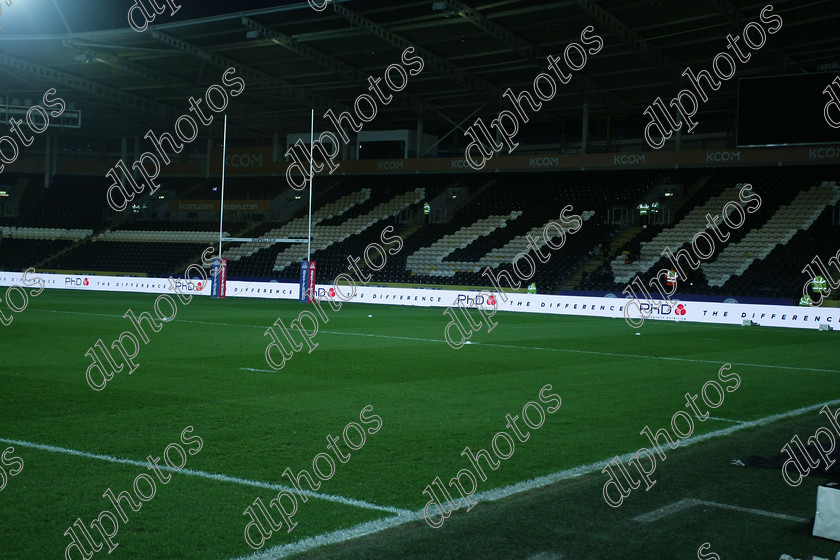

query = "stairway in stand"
560;225;641;290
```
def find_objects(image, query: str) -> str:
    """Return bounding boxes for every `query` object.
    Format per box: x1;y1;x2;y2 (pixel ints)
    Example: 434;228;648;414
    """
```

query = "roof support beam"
241;16;366;84
571;0;680;78
240;16;465;125
704;0;802;73
446;0;636;114
151;30;347;113
331;3;501;103
0;52;170;116
63;41;193;92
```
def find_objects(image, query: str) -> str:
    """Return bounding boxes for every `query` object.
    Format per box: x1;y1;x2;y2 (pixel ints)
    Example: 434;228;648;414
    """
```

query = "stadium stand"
0;165;836;303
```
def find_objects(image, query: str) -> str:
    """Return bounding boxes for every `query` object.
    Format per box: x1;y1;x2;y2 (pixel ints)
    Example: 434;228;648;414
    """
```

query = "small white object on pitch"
635;332;641;335
465;341;473;344
368;314;373;317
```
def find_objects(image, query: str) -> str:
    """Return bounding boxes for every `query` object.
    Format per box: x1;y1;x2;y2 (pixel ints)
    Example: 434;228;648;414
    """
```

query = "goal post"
212;111;315;301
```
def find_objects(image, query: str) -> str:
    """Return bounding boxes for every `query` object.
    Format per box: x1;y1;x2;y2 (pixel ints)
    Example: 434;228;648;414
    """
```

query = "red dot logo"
197;282;203;289
487;295;497;306
675;304;686;316
329;288;336;297
83;278;89;286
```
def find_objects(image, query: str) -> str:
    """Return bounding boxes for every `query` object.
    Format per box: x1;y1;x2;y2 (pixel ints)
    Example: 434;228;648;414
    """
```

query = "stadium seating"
702;183;840;287
0;239;75;271
39;241;211;276
580;166;840;301
1;166;837;302
0;226;93;241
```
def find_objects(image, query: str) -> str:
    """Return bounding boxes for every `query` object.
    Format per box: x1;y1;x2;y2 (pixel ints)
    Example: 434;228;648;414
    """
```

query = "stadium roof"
0;0;836;141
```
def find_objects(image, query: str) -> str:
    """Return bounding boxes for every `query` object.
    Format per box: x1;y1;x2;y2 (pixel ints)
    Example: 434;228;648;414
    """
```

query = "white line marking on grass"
633;498;808;524
0;437;408;516
227;397;840;559
41;309;124;319
475;341;840;374
35;308;840;374
322;331;840;375
525;553;563;560
240;367;277;373
231;512;425;560
633;498;698;522
323;332;840;375
320;330;446;344
706;417;746;424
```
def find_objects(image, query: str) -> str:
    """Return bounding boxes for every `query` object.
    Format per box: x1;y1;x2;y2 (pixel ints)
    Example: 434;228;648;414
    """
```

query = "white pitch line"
525;553;563;560
314;331;840;375
240;367;277;373
701;500;809;523
633;497;808;523
473;340;840;374
0;437;408;516
227;397;840;560
231;511;425;560
34;307;840;375
706;417;746;424
633;498;698;522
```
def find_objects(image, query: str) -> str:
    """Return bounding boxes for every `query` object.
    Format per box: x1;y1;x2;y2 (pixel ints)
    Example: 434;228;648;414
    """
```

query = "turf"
1;288;838;559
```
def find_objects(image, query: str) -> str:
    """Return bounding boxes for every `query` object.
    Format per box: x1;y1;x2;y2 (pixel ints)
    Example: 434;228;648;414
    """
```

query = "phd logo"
639;301;671;315
65;277;87;287
173;279;202;292
639;301;687;320
456;294;487;308
314;287;336;299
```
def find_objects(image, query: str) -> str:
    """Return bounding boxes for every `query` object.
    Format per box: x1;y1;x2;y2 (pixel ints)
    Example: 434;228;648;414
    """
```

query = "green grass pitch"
1;289;839;559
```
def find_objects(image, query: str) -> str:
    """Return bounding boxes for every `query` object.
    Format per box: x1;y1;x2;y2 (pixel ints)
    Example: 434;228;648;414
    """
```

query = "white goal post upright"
218;114;228;259
210;113;312;296
308;108;314;262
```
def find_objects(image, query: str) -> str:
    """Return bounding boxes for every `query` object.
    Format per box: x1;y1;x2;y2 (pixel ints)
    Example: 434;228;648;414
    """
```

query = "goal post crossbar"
223;238;310;243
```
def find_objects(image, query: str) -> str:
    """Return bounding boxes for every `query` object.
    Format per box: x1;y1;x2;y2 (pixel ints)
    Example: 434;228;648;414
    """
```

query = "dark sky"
1;0;302;35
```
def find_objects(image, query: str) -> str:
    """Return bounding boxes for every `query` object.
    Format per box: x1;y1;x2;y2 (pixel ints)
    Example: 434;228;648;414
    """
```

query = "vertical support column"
581;101;590;155
205;137;213;178
416;116;424;158
44;136;51;189
51;135;59;178
133;136;141;183
674;112;682;151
